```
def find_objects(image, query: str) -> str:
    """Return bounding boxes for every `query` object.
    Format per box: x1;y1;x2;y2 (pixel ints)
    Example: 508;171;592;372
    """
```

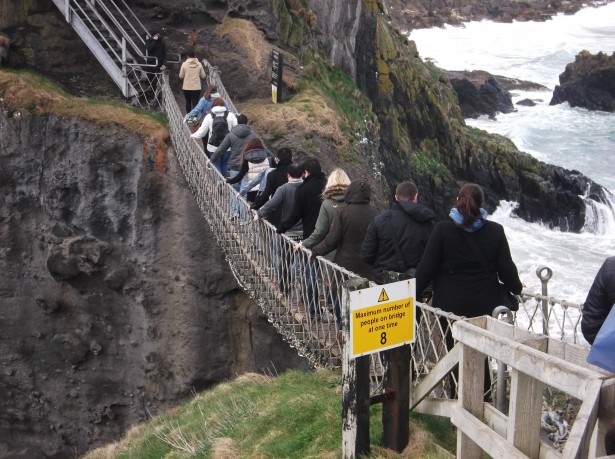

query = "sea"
408;2;615;304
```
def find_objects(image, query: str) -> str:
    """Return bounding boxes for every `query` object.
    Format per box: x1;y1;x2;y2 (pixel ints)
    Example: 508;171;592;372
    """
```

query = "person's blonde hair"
325;168;351;192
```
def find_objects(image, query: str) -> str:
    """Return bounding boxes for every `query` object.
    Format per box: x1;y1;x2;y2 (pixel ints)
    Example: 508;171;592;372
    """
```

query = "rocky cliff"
0;73;307;458
551;50;615;112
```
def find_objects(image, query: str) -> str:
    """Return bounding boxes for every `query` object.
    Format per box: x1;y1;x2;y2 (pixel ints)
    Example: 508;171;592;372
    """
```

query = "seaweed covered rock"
551;50;615;112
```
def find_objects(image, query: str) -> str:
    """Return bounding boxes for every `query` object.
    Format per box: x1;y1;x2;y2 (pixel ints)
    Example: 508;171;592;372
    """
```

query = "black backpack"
209;110;229;146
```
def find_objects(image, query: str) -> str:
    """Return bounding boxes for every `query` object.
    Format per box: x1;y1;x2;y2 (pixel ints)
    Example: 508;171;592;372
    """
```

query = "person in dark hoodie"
250;147;293;226
311;180;379;325
277;158;326;239
211;114;257;181
251;148;293;207
361;181;435;285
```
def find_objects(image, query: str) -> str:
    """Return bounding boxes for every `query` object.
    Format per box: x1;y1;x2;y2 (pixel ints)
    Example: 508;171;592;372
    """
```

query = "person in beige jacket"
179;51;206;113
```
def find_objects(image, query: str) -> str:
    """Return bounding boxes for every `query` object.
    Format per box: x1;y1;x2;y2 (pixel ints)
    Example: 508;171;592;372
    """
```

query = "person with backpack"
190;97;237;158
179;50;206;113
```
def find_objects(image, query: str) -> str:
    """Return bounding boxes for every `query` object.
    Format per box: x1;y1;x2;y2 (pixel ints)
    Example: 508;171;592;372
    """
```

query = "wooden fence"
439;316;615;459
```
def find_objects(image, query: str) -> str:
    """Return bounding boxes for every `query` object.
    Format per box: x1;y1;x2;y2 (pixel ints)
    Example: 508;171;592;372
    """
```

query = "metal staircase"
50;0;165;104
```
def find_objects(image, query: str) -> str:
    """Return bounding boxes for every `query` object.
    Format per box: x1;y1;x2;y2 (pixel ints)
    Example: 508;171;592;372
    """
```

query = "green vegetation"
272;0;315;49
303;53;375;133
0;68;168;143
84;370;454;458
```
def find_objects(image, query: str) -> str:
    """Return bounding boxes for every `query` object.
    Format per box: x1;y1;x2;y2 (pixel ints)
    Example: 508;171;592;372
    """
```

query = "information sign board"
348;279;415;358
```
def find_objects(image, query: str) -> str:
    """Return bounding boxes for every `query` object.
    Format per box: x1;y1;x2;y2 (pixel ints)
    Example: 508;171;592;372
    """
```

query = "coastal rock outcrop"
381;0;606;31
443;71;514;118
550;50;615;112
442;69;548;118
0;105;308;457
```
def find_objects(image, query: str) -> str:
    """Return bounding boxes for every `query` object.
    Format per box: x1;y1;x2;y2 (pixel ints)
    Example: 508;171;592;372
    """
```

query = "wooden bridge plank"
410;344;460;410
452;407;528;459
457;343;485;459
508;367;544;458
413;399;455;418
561;379;601;459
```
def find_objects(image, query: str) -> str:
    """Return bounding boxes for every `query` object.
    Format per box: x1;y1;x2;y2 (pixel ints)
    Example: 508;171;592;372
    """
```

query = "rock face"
0;109;308;458
550;50;615;112
444;72;514;118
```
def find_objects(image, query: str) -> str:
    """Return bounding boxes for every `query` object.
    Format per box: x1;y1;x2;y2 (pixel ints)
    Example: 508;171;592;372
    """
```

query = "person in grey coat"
210;113;257;179
256;163;304;291
256;163;303;240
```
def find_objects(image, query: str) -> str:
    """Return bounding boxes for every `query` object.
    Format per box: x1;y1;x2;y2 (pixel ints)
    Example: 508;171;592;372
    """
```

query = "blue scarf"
449;207;488;232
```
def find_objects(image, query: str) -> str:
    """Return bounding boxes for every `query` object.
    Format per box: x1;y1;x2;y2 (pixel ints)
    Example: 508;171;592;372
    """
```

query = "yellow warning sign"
352;298;414;355
348;279;416;358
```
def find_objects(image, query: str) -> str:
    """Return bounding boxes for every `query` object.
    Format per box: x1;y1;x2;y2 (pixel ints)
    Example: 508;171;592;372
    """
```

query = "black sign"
271;49;284;103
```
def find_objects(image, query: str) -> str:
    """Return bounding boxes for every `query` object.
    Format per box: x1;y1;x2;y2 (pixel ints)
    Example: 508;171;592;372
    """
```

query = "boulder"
550;50;615;112
517;98;537;107
445;72;514;118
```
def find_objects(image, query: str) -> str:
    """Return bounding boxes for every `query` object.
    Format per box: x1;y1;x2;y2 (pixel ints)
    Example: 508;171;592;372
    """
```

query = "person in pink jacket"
179;51;206;113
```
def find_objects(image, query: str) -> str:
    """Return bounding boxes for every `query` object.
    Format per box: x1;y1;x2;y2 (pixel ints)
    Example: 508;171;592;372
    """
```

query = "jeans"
213;150;229;178
228;169;242;218
303;255;319;317
241;167;273;198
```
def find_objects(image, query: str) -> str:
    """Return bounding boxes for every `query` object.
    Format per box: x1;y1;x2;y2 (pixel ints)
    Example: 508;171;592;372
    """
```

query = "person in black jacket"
582;256;615;455
361;181;435;285
277;158;326;316
276;158;326;239
250;147;293;226
144;32;166;95
415;182;522;318
416;183;522;400
582;256;615;344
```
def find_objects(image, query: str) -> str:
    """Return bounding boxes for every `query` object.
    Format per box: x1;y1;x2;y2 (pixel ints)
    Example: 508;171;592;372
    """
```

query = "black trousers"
183;89;201;113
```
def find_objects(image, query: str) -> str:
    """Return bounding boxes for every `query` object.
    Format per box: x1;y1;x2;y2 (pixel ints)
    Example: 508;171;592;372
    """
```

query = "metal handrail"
106;0;149;47
93;0;144;64
70;2;123;64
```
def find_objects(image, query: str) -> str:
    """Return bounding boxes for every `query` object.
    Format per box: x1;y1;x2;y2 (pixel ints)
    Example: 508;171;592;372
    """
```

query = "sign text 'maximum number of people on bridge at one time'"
349;279;416;358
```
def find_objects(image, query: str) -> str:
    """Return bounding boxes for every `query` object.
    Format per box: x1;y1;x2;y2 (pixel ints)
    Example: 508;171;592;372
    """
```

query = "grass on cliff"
83;370;454;459
0;68;168;143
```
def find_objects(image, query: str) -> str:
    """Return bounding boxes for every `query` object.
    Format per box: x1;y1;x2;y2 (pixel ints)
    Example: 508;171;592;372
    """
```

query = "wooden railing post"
381;344;411;452
381;270;411;452
507;338;547;458
457;343;485;459
342;277;371;459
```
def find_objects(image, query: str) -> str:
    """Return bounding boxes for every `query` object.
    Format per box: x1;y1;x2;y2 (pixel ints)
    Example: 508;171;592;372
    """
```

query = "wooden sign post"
342;278;416;457
271;48;284;103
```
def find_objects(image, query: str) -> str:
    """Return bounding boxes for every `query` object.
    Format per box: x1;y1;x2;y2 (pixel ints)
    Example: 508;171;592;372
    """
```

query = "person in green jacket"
296;168;350;260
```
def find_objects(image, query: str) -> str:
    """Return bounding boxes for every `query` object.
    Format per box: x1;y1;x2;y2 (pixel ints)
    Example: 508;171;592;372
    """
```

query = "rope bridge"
158;64;587;399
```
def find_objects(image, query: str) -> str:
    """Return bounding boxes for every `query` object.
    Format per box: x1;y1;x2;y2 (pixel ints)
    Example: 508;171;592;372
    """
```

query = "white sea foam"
409;3;615;303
